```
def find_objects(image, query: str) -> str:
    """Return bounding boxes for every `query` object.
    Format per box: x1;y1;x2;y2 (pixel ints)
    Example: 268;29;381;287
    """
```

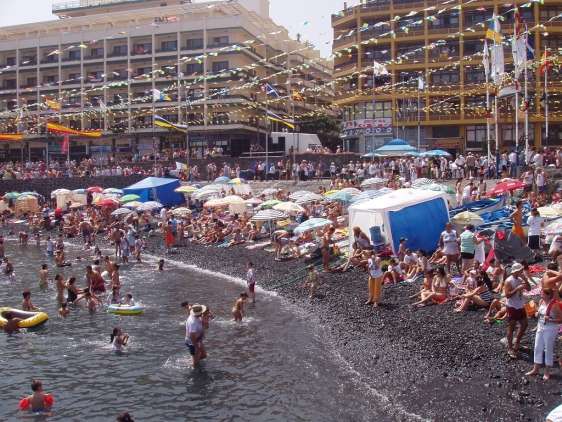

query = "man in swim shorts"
246;262;256;303
185;304;206;368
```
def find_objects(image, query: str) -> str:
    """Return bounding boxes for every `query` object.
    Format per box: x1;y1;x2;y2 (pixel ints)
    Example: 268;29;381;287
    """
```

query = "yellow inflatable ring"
107;304;144;316
0;307;49;329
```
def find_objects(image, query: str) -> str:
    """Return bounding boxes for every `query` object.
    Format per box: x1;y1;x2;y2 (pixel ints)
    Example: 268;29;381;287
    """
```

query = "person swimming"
110;327;129;353
232;292;248;322
18;380;54;415
66;277;79;304
39;264;49;288
158;259;165;271
22;290;38;311
121;293;135;306
3;311;22;334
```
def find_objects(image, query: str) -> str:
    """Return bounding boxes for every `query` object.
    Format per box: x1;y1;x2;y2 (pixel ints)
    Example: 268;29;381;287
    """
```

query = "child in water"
22;290;38;311
58;302;70;318
232;292;248;322
18;380;54;415
121;293;135;306
158;259;165;271
110;327;129;353
39;264;49;289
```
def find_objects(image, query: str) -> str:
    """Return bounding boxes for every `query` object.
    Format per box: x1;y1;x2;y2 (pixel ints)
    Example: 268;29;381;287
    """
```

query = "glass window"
186;38;204;50
211;61;229;72
161;40;177;52
186;63;203;74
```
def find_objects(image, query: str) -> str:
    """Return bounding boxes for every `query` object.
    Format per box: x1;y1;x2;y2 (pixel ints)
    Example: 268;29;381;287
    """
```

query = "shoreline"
139;238;559;422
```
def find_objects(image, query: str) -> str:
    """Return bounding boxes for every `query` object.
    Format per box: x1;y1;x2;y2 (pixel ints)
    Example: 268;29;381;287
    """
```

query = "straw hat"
190;304;207;317
510;263;524;274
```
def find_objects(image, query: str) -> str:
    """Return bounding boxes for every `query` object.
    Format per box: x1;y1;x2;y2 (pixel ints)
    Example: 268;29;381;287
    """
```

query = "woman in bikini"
412;266;453;307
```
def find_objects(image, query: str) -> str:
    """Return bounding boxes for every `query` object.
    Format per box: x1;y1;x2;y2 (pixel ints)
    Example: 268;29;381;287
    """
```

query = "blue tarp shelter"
123;177;183;206
348;189;449;254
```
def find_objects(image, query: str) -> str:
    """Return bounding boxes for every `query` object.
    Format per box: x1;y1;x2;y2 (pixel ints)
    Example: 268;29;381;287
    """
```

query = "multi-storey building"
0;0;332;161
332;0;561;153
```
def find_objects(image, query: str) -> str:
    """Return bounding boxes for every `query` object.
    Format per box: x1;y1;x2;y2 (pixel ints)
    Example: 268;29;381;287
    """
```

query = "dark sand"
144;239;560;422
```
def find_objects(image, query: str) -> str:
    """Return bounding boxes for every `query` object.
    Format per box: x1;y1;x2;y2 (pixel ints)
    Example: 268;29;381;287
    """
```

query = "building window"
44;75;56;84
433;126;459;138
186;63;203;74
112;45;127;56
3;79;16;89
26;77;37;87
211;36;229;46
502;125;514;143
68;73;81;81
161;40;177;52
375;101;392;118
212;61;229;72
133;43;151;55
68;50;80;60
465;70;485;84
6;57;16;66
466;125;487;144
432;71;459;85
186;38;204;50
90;48;103;58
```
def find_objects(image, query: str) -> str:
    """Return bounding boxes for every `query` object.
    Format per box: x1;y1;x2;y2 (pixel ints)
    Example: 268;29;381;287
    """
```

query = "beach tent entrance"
123;177;183;206
348;189;449;254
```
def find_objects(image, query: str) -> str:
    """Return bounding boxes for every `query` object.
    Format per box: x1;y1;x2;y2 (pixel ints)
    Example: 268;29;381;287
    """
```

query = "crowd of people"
1;146;562;419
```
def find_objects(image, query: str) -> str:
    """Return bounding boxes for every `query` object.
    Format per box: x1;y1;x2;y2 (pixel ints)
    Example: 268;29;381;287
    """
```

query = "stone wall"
0;175;145;198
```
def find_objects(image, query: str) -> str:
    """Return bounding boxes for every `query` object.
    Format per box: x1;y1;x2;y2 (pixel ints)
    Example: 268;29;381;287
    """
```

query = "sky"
0;0;360;57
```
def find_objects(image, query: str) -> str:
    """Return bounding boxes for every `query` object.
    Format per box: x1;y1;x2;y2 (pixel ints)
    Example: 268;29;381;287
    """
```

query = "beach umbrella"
245;198;263;206
545;219;562;235
411;178;434;188
69;202;83;209
418;183;455;195
451;211;484;228
250;209;287;221
171;207;192;217
103;188;124;195
295;193;324;205
487;180;525;196
87;186;103;193
326;190;355;203
120;194;140;204
259;188;280;197
96;198;119;207
51;188;71;198
72;188;86;194
349;188;393;204
20;191;40;197
340;187;362;195
214;176;231;184
289;190;314;200
17;194;37;201
259;199;282;210
323;189;340;197
175;185;198;194
361;177;385;187
3;192;20;199
538;206;562;218
136;201;163;211
294;218;332;234
273;201;305;214
422;149;452;157
111;207;133;217
123;201;143;209
193;190;221;201
228;177;246;185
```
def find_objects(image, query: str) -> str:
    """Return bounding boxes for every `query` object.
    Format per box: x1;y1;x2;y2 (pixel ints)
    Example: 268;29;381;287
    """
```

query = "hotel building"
0;0;332;160
332;0;561;153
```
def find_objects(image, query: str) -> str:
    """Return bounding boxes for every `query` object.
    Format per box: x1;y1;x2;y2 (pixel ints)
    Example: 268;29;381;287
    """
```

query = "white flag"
483;39;490;81
512;33;527;80
373;60;389;76
417;76;424;90
490;12;505;86
152;88;162;102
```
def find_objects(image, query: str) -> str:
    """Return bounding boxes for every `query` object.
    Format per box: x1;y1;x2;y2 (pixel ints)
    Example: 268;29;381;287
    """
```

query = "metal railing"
53;0;141;12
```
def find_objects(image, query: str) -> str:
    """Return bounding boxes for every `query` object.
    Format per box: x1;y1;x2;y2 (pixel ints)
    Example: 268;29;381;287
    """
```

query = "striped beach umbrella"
250;209;287;221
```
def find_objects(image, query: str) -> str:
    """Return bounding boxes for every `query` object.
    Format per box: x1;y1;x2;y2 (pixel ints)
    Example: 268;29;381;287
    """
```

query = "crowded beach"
1;147;562;421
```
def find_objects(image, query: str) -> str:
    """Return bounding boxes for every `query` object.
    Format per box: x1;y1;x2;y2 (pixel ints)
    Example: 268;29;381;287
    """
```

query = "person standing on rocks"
504;263;531;358
366;251;383;308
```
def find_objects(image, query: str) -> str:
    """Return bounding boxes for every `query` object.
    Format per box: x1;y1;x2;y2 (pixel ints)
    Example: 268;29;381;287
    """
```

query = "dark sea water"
0;242;415;422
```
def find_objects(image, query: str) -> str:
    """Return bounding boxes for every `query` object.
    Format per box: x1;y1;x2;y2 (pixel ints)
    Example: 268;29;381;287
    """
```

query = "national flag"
152;89;172;102
0;134;24;141
482;39;490;80
539;50;553;74
45;98;61;111
486;12;503;43
154;115;187;133
46;122;102;138
511;7;527;79
291;90;305;101
61;134;70;154
489;12;505;86
261;83;280;98
266;110;295;130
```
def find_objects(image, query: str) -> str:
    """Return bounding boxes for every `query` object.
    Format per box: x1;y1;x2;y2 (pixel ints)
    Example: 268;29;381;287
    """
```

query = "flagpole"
484;39;491;161
517;52;529;164
545;47;549;146
417;79;421;151
494;95;499;178
515;87;519;174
